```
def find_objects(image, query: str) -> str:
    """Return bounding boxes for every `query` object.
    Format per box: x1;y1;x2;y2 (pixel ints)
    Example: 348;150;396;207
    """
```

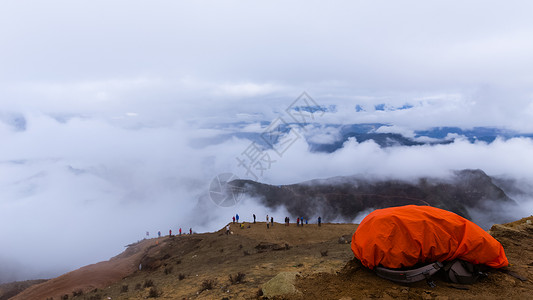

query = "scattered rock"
139;256;161;271
262;272;299;298
255;242;291;252
338;235;352;244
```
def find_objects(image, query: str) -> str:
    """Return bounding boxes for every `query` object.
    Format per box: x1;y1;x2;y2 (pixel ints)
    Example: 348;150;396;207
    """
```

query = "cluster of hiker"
145;227;193;239
230;213;322;228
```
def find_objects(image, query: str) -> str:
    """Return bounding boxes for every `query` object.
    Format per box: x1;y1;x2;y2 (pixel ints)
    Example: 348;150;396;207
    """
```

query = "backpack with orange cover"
351;205;508;285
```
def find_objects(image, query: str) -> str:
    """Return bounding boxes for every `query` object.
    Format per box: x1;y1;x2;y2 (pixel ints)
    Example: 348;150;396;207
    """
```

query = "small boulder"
262;272;299;298
338;234;352;244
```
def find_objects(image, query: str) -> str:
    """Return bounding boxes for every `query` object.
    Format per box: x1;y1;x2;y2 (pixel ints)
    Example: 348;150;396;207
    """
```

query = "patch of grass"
320;250;328;257
148;287;160;298
72;289;83;296
121;284;129;293
176;259;182;265
164;266;173;275
87;295;102;300
61;294;69;300
143;279;154;288
256;288;264;297
199;279;218;292
229;272;246;284
178;273;186;281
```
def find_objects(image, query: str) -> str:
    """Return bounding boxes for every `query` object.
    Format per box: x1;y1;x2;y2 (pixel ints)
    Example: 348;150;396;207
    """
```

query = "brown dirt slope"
9;217;533;300
10;237;172;300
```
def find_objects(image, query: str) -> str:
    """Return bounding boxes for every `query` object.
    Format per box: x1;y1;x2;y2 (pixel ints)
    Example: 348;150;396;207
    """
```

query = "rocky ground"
3;216;533;300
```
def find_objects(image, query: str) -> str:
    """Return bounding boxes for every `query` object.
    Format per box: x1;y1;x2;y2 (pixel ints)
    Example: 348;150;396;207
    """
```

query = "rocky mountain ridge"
230;169;516;228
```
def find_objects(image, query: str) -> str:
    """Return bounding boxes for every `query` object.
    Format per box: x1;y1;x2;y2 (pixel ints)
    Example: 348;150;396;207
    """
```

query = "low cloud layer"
1;110;533;282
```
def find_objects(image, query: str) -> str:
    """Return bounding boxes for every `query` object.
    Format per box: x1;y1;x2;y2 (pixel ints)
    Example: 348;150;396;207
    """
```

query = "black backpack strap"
375;262;443;287
444;260;487;284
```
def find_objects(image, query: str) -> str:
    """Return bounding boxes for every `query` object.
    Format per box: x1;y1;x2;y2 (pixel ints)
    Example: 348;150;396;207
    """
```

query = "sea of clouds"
1;97;533;283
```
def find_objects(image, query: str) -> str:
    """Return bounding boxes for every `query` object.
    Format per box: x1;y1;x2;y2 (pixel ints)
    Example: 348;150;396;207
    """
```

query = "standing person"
297;217;300;227
189;228;192;235
305;219;308;225
266;214;269;222
301;217;304;227
270;216;274;227
169;229;172;236
179;228;182;235
253;214;256;223
146;231;149;238
226;225;230;235
318;216;322;227
233;216;236;224
158;231;161;238
236;214;240;223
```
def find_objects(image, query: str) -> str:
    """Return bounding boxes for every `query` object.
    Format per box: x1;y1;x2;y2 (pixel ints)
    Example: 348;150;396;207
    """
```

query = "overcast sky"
1;1;533;283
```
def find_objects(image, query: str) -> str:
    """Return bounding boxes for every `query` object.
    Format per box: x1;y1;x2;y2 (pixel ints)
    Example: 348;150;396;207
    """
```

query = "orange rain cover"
351;205;508;269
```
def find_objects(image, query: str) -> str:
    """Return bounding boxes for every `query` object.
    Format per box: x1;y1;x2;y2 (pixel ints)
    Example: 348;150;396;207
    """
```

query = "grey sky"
1;0;533;283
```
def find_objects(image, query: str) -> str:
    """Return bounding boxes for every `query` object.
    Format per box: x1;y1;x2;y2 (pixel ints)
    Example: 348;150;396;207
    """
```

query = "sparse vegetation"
199;279;218;292
61;294;68;300
121;284;128;293
176;259;182;265
164;266;173;275
72;289;83;296
320;250;328;257
243;250;250;256
148;287;160;298
229;272;246;284
143;279;154;288
87;295;102;300
256;288;264;297
134;283;142;290
178;273;186;280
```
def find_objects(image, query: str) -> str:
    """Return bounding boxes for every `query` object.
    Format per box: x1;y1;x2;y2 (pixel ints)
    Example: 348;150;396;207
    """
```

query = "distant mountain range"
229;169;518;229
203;122;533;153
